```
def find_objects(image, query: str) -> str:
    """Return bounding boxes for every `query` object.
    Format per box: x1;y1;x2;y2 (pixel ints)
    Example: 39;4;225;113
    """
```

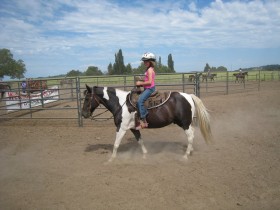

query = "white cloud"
2;0;280;49
0;0;280;76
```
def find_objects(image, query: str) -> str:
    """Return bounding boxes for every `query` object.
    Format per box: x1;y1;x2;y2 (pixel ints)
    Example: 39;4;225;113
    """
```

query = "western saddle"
128;87;171;110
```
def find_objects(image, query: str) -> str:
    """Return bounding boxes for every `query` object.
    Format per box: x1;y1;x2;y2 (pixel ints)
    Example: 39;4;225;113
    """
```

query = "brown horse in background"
0;83;11;99
201;73;217;82
233;72;248;83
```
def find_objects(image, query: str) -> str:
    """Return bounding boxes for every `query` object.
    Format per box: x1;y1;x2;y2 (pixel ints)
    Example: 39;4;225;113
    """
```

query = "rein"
90;108;113;121
88;88;127;121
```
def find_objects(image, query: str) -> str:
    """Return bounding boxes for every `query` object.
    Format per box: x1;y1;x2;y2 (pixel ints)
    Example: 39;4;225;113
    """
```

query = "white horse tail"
190;94;212;143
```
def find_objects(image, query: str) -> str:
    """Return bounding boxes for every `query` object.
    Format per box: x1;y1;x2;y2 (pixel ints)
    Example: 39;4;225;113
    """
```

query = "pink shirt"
143;67;155;89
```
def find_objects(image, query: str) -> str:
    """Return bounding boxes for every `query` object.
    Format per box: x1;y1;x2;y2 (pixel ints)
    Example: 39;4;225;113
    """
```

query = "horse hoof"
183;155;189;160
103;161;111;165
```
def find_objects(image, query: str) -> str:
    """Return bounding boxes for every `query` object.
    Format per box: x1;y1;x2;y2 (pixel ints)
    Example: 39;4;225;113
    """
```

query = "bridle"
84;87;100;115
84;87;111;121
84;86;127;121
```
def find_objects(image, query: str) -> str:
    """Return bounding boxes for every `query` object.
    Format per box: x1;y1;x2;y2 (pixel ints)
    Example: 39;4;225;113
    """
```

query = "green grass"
5;70;280;90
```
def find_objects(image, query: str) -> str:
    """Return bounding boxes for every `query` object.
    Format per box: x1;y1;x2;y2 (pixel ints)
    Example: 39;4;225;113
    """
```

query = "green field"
5;70;280;90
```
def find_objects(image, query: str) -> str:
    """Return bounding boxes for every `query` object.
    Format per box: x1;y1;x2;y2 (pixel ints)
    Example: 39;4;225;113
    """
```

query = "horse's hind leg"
183;125;194;159
130;129;148;157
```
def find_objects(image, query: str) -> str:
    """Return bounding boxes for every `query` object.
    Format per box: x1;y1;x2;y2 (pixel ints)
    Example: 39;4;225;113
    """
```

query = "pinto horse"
82;85;212;161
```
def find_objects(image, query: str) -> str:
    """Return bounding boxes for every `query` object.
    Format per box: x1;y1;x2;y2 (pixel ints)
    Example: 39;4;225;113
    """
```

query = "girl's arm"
136;68;153;86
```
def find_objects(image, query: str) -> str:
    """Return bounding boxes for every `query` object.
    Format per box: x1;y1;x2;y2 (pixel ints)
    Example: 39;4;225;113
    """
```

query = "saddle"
128;88;171;110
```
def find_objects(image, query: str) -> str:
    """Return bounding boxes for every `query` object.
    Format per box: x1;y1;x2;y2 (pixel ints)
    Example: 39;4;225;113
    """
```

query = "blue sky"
0;0;280;78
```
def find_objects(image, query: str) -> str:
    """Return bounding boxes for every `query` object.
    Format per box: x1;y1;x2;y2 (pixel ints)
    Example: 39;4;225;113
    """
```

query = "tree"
84;66;103;76
66;70;83;77
167;54;175;72
107;63;113;75
217;66;227;72
157;65;169;73
133;62;146;74
112;49;126;75
108;50;176;75
0;48;26;79
204;63;211;72
126;63;132;75
10;59;26;79
158;56;162;68
211;66;217;71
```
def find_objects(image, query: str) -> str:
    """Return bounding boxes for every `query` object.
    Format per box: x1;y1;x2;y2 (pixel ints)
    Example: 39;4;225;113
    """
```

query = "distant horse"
233;72;248;83
201;73;216;82
188;75;195;82
82;85;212;161
0;83;11;99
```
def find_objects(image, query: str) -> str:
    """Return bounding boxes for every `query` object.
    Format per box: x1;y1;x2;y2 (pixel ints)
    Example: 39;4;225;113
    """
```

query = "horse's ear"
85;84;91;93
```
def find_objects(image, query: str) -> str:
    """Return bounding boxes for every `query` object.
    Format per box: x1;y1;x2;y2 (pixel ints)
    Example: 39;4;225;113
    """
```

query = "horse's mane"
84;85;129;97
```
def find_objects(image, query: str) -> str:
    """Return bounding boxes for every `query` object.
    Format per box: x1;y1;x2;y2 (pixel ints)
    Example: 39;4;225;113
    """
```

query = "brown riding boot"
136;118;148;130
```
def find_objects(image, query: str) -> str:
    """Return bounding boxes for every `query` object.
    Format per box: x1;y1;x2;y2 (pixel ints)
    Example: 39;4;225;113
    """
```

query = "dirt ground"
0;82;279;210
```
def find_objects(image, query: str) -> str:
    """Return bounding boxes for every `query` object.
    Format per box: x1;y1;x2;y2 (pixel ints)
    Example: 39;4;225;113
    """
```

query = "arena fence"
0;70;279;126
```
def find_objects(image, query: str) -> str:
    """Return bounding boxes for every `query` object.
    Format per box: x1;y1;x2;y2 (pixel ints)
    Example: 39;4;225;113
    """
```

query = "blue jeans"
137;87;156;119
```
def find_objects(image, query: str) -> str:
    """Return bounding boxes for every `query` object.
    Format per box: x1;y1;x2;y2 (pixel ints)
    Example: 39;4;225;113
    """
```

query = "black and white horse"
82;85;212;161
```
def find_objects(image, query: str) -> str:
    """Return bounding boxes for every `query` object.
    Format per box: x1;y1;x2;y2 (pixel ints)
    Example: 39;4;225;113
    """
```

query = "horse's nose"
82;111;90;118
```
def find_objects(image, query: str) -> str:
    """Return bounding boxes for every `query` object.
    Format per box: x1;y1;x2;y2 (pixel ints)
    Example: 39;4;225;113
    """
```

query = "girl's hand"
136;81;142;86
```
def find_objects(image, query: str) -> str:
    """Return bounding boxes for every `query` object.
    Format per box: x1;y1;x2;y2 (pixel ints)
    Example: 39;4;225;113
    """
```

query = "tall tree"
158;56;162;68
167;54;175;72
113;49;126;75
204;63;211;72
107;63;113;75
126;63;132;75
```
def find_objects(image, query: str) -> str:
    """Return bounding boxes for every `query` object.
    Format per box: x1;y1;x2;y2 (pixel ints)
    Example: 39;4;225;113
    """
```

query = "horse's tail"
191;94;212;144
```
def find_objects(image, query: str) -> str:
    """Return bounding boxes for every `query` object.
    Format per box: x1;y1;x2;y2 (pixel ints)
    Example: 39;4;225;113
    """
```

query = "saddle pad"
128;90;171;110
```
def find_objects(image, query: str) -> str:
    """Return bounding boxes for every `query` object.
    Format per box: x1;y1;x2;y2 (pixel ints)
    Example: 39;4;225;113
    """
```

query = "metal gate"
0;71;279;126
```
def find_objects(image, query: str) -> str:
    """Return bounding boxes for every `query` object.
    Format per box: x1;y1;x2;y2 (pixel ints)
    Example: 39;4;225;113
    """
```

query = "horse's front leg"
130;129;148;158
109;128;127;162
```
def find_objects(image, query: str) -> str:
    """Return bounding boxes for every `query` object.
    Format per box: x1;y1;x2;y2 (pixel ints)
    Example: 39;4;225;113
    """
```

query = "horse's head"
82;85;100;118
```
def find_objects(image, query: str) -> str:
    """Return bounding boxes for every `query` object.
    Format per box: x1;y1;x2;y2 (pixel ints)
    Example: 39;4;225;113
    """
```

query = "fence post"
206;76;208;92
124;76;127;91
70;78;74;101
258;70;261;91
195;73;200;97
226;71;229;95
182;74;185;93
76;77;83;127
40;80;44;108
28;89;33;118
